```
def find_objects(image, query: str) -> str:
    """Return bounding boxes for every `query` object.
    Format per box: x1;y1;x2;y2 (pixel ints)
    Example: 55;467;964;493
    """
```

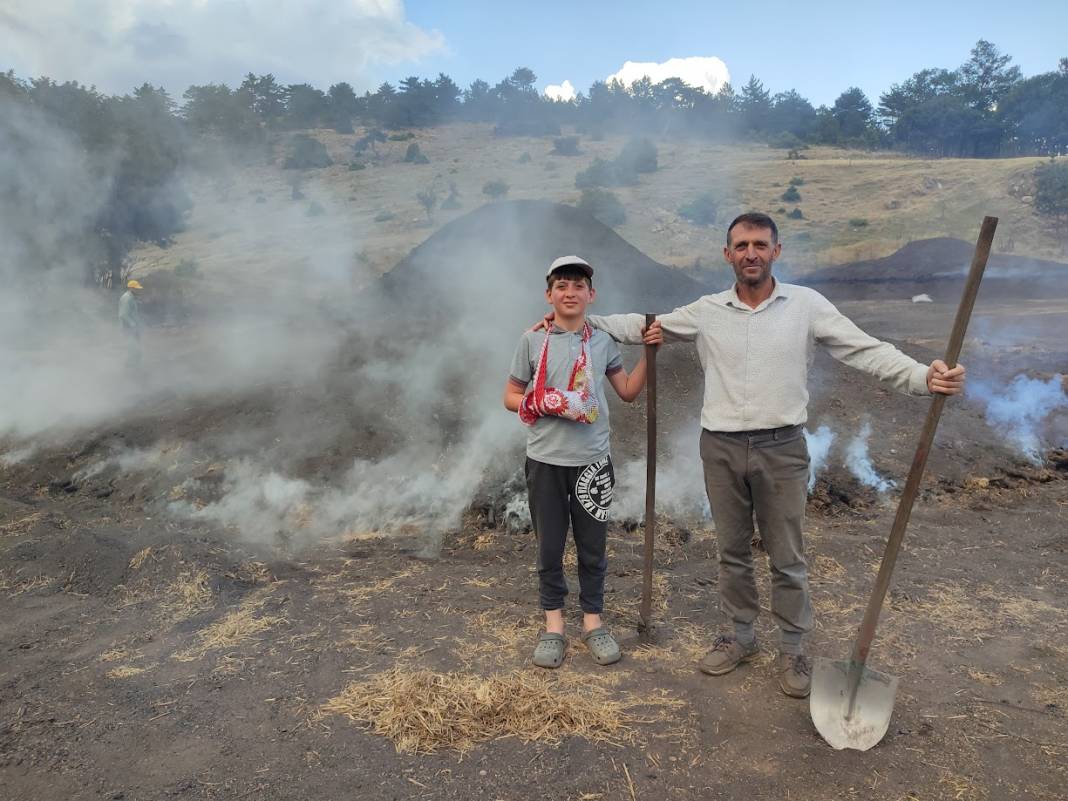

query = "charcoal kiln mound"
803;237;1068;302
381;199;714;320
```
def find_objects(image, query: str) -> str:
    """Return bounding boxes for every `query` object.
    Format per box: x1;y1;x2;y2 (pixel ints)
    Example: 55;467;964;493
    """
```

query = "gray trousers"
700;426;813;644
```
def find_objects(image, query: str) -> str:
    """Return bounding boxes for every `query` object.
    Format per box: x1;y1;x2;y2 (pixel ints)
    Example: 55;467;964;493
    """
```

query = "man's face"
545;275;594;318
724;224;781;287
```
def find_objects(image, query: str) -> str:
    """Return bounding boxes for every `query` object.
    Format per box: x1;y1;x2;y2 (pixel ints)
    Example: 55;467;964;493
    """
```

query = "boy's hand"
927;359;965;395
642;320;663;346
530;311;555;332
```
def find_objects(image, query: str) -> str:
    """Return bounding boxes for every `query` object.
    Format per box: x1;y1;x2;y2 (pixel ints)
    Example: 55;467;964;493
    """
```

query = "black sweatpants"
525;456;615;614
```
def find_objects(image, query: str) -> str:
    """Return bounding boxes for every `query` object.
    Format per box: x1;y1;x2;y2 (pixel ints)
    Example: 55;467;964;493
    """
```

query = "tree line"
174;41;1066;158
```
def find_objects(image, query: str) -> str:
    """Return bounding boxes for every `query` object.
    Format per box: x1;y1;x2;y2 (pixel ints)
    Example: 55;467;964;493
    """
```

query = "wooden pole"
640;313;657;631
850;216;997;673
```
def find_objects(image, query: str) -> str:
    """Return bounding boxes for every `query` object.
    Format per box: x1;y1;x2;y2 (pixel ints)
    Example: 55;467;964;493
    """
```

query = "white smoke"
612;425;709;523
606;56;730;95
804;425;836;492
544;80;577;102
74;444;171;481
0;445;38;468
844;422;895;493
968;374;1067;463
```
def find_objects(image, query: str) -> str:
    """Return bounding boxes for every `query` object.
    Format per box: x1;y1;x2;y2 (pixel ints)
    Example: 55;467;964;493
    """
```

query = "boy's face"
545;275;594;318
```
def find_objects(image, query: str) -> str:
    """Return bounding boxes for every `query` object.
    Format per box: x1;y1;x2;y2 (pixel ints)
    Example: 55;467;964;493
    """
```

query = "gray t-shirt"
509;325;623;467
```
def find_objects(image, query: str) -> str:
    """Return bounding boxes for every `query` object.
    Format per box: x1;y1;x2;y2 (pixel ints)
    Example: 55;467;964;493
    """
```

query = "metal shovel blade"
810;657;900;751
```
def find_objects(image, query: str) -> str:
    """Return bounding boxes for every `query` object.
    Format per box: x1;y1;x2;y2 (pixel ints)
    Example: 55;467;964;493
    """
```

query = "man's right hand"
530;311;555;332
642;320;663;346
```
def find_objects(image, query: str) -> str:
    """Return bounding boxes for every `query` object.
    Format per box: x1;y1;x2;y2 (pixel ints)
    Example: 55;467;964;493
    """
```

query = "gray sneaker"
698;634;759;676
778;652;812;698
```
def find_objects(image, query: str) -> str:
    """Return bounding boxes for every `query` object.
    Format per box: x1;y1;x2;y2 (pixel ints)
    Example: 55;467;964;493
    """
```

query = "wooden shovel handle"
640;313;657;628
851;216;998;666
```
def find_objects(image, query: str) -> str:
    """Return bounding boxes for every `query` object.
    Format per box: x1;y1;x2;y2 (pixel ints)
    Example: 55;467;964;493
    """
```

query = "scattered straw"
129;547;153;570
158;569;214;621
106;665;147;679
173;590;285;662
967;668;1003;686
938;771;987;801
322;668;677;754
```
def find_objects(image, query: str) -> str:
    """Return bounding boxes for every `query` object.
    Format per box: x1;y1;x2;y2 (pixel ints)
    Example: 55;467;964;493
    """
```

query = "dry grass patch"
106;665;148;679
627;620;715;675
337;564;427;605
158;569;214;621
322;668;683;754
173;589;285;662
456;610;541;665
906;584;1067;642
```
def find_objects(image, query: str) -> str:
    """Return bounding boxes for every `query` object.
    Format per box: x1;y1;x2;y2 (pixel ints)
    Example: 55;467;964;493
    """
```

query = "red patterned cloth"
519;323;599;426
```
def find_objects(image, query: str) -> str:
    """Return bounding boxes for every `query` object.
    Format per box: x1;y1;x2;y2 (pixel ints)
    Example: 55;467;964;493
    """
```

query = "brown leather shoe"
698;635;759;676
778;652;812;698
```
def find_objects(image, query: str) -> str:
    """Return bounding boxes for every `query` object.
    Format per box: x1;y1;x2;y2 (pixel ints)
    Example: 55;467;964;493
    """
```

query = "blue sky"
402;0;1067;107
2;1;1064;102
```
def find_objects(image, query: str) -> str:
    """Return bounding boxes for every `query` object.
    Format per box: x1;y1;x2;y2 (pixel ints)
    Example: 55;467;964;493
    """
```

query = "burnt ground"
2;222;1068;801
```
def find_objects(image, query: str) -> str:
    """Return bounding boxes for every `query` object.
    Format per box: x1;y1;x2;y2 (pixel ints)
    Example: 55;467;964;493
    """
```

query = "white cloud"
544;79;577;102
0;0;445;93
606;56;730;95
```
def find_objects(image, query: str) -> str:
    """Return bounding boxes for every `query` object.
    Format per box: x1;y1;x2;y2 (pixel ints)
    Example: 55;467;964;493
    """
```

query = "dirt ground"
3;187;1068;800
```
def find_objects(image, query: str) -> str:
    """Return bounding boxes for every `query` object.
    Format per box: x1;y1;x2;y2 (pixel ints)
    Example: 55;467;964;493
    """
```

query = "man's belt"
705;423;804;441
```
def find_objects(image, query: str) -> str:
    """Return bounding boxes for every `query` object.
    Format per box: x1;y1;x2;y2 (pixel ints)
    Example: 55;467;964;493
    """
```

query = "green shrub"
777;207;787;214
373;209;394;222
789;176;805;186
679;193;719;226
849;217;869;227
389;132;416;141
284;134;332;169
576;188;626;228
552;136;581;156
575;157;637;189
1034;159;1068;234
404;143;429;164
348;161;366;171
482;179;509;199
769;132;804;150
781;185;801;202
518;152;532;164
787;207;804;220
617;138;658;173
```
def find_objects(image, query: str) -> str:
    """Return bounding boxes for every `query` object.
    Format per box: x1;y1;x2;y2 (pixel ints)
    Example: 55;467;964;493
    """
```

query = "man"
574;212;965;698
118;279;144;367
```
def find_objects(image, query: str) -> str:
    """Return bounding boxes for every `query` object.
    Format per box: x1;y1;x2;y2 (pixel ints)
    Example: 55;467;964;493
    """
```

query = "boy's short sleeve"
509;333;533;386
604;336;623;375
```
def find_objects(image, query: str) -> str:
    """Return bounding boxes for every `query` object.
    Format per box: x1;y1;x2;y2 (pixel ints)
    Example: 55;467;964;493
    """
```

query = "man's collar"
718;279;790;310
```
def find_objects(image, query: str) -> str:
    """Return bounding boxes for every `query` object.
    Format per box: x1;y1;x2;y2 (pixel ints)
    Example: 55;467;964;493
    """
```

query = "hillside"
131;123;1062;291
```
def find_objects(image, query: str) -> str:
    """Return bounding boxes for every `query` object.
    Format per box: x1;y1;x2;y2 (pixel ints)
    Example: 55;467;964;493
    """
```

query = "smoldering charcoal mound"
380;199;714;319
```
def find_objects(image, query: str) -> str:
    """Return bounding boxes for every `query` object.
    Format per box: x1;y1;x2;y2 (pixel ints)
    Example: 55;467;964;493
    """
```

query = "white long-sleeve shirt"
588;281;931;432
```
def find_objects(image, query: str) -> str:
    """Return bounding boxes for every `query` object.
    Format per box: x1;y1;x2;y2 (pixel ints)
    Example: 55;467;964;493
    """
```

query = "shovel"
638;313;657;639
811;216;998;751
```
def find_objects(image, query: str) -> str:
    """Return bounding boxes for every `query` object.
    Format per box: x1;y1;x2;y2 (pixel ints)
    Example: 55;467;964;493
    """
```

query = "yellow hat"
127;280;143;290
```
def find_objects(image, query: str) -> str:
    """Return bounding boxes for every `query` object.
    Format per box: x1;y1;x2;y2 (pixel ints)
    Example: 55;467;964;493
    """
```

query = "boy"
504;256;647;668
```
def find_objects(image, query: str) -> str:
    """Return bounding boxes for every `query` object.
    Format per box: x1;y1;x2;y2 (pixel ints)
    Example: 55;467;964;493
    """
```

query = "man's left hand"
927;359;965;395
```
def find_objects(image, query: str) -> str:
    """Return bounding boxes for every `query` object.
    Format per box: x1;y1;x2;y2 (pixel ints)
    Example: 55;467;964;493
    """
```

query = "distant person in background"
119;279;144;368
538;212;966;698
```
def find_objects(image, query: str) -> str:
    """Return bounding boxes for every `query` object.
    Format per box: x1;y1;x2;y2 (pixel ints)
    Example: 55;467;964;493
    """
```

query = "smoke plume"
968;374;1067;462
844;422;895;492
